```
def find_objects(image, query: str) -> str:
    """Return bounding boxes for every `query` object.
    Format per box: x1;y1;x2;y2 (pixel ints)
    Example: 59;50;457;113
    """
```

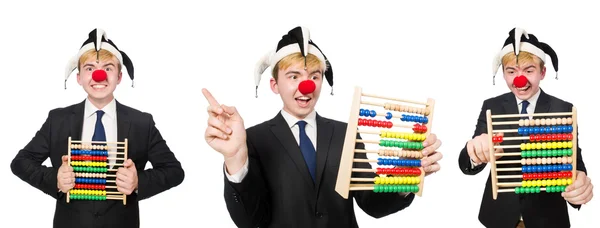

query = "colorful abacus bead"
492;135;503;143
377;158;421;167
373;184;419;193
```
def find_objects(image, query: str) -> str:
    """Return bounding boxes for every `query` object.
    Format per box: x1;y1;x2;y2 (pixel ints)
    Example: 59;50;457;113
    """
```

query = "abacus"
66;137;128;205
487;107;577;200
335;86;435;199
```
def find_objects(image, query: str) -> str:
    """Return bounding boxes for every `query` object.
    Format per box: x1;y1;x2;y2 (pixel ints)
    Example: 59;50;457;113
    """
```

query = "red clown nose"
92;70;107;82
513;75;528;88
298;80;316;95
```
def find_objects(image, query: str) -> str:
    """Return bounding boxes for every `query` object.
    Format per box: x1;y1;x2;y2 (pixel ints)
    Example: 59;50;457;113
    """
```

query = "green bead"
515;187;520;194
535;187;541;193
373;185;379;193
567;149;573;156
523;151;529;158
547;186;554;193
413;185;419;192
552;150;558;156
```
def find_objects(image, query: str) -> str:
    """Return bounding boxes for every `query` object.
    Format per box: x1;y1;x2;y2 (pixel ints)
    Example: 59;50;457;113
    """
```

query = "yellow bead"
415;177;420;184
567;141;573;148
567;179;573;185
521;144;526;150
521;181;526;187
392;177;398;184
536;180;542;187
551;179;557;186
536;143;542;149
374;177;380;184
562;179;567;186
421;134;426;141
541;142;547;149
541;180;547;186
551;142;557;149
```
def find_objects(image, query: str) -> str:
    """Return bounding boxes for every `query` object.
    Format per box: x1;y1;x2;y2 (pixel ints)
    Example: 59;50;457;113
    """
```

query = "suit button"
315;212;323;218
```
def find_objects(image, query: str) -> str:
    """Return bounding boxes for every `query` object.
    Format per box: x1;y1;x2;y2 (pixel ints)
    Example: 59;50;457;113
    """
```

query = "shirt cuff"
224;157;249;183
470;158;479;169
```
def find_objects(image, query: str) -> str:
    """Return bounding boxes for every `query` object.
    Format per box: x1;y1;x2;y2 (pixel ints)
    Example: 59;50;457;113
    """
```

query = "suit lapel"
69;100;86;140
315;114;333;191
269;113;315;188
534;89;551;113
116;101;131;145
501;92;519;116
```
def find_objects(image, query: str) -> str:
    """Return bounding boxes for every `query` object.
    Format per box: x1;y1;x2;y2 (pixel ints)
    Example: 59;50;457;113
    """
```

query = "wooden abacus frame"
335;86;435;199
66;137;129;205
487;107;577;200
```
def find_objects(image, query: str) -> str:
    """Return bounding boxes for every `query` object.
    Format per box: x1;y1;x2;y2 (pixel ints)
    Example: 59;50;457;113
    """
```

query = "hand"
421;133;442;176
116;159;138;195
562;171;593;205
466;132;504;165
202;88;248;174
57;155;75;193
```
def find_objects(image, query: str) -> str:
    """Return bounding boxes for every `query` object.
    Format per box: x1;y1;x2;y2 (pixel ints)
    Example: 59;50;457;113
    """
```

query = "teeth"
93;85;106;89
296;97;310;101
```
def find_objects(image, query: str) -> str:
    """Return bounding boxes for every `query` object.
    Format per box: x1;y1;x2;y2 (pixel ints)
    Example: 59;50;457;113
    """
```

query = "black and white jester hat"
492;27;558;85
254;26;333;97
64;28;134;89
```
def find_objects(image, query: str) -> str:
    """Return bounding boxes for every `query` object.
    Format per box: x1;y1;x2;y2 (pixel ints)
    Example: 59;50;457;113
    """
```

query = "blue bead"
545;127;551;134
401;114;406;121
518;128;523;135
359;109;364;116
567;126;573;133
423;116;429;124
523;166;528;173
377;158;383;165
532;127;538;134
541;165;547;172
370;110;376;117
523;127;529;135
408;116;413;122
386;112;392;120
567;164;573;170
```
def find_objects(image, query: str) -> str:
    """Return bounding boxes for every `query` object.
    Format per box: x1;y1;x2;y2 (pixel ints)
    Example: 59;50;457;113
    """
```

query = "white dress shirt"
82;98;118;168
470;88;541;168
225;109;318;183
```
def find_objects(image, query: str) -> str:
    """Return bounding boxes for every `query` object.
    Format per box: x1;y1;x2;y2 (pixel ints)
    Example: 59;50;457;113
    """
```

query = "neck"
283;106;312;120
88;95;114;110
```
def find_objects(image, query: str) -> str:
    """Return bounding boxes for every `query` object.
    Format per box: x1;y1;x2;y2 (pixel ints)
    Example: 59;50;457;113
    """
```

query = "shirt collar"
515;87;541;107
280;109;317;129
84;98;117;119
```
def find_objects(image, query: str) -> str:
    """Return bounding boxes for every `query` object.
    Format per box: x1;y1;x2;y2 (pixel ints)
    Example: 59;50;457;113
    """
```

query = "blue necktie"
521;100;530;119
92;110;106;143
297;121;316;182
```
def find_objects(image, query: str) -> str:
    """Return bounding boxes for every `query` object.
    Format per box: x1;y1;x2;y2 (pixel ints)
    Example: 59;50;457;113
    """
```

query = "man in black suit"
458;28;593;228
203;26;443;228
11;28;185;228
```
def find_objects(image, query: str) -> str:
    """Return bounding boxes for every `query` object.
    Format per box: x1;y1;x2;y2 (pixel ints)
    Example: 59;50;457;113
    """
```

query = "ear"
77;73;82;85
117;72;123;84
270;77;279;94
540;66;547;80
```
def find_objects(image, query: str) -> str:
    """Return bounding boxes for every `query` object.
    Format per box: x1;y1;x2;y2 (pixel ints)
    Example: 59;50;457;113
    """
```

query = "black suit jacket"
11;100;185;228
223;112;415;228
458;89;587;228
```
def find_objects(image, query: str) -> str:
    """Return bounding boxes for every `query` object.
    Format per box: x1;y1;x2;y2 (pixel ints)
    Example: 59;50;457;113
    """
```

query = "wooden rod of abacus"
350;186;375;191
106;186;117;189
106;191;121;194
356;139;380;144
107;180;116;183
495;152;522;156
495;160;522;164
491;112;573;118
496;182;522;187
106;197;123;200
335;86;362;200
352;168;376;172
416;98;434;197
71;140;127;145
123;138;128;205
496;168;522;171
492;121;520;125
107;169;118;172
67;136;72;203
492;129;518;133
494;145;521;149
360;100;426;114
351;178;376;182
354;159;378;163
497;175;523;179
357;129;419;135
571;107;578;183
487;110;499;200
361;92;428;106
502;136;529;141
498;188;552;193
354;149;378;154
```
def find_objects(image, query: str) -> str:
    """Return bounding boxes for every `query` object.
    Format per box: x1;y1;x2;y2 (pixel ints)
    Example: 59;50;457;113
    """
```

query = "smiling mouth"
92;84;107;89
295;96;311;107
514;82;531;91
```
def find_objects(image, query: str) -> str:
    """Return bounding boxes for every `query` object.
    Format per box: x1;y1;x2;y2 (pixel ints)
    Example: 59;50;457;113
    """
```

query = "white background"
1;0;598;227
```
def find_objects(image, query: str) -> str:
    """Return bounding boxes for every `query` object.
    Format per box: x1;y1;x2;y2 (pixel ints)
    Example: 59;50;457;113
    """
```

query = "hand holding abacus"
421;133;443;176
116;159;138;195
57;155;75;193
202;88;248;175
467;132;504;165
562;171;593;205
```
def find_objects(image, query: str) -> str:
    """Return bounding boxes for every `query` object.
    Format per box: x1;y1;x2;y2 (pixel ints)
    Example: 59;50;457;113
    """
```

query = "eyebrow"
82;63;116;68
285;71;301;76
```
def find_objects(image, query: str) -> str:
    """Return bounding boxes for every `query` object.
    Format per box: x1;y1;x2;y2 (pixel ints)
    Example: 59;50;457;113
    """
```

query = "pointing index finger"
202;88;220;107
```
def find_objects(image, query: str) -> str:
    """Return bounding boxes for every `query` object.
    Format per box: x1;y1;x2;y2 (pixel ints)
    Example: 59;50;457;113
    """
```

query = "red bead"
523;173;528;180
387;121;393;128
567;134;573;140
552;134;558;141
552;172;558;179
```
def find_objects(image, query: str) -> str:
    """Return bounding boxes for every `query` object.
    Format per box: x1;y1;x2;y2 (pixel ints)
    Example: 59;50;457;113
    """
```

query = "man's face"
503;60;546;100
77;57;122;102
270;61;324;119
